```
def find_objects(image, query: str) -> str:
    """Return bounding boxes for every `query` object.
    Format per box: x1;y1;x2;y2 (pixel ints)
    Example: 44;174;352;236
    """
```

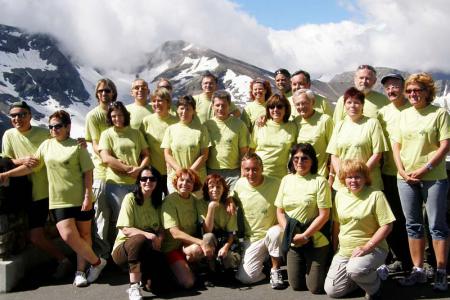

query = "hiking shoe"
433;270;448;292
86;257;107;283
53;258;72;279
376;264;389;281
270;268;285;289
127;283;143;300
73;271;88;287
398;267;427;286
424;263;435;279
365;286;382;300
386;260;403;273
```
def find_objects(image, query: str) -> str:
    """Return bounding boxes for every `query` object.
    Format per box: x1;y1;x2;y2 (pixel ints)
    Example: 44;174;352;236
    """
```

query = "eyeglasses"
133;85;148;90
405;88;424;94
140;176;157;182
48;123;64;130
268;104;285;110
97;89;112;94
293;155;310;163
9;112;28;119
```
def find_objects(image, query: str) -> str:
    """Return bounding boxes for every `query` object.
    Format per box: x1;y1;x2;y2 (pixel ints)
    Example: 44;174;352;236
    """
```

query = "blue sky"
232;0;358;30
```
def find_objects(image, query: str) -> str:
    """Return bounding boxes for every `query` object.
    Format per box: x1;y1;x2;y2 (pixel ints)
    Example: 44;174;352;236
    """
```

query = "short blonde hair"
338;159;371;186
405;73;436;104
152;87;172;105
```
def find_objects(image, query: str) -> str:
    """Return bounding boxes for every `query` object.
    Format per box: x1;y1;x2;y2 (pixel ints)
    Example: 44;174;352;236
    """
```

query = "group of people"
0;64;448;300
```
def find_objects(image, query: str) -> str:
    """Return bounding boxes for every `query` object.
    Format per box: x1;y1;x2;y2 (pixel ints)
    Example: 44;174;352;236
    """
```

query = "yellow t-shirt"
161;192;207;252
85;105;109;181
326;116;388;190
34;138;94;209
126;103;152;130
333;186;395;258
113;192;161;251
2;126;49;201
209;201;238;233
204;116;249;170
241;101;266;132
275;173;331;248
289;93;332;120
98;126;148;185
161;121;210;183
141;113;179;175
250;120;298;179
333;90;390;124
193;93;238;124
392;105;450;180
294;111;334;177
377;101;411;176
232;176;280;242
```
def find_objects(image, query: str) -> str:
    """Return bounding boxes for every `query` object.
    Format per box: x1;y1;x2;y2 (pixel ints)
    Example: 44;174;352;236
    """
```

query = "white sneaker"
269;268;285;289
73;271;88;287
127;283;143;300
86;257;107;283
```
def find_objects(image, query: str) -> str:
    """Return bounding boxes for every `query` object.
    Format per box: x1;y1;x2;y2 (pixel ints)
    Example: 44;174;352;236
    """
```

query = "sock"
92;258;101;267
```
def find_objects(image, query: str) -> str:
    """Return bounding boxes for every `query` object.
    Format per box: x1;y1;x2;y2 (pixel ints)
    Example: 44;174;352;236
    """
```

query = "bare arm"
293;208;330;246
92;140;101;156
331;221;340;253
203;201;219;233
239;146;249;159
366;153;382;171
81;170;93;211
330;154;340;175
190;148;209;172
351;223;393;257
276;207;287;229
169;226;203;246
393;142;418;184
410;139;450;179
164;148;181;172
100;149;132;173
128;148;150;178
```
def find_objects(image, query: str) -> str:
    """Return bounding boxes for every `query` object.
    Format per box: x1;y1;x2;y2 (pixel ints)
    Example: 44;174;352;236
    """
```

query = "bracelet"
367;240;375;248
329;173;336;177
425;162;433;171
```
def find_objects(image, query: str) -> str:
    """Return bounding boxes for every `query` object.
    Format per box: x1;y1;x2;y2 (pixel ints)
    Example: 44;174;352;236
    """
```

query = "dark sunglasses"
97;89;112;94
48;123;65;130
9;112;28;119
268;104;285;110
140;176;157;182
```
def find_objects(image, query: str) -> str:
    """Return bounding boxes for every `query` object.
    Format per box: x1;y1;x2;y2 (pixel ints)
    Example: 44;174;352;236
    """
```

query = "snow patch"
173;56;219;80
0;49;57;72
222;69;252;108
182;44;193;51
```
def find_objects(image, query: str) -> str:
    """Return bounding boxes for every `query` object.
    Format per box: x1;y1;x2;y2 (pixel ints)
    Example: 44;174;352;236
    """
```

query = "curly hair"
405;73;436;104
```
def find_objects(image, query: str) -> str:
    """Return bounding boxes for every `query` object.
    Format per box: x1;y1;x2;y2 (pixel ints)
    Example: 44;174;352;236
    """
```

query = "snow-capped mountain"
1;23;449;143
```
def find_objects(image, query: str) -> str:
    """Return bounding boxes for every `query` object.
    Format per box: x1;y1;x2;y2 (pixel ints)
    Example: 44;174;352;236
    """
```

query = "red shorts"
166;249;186;265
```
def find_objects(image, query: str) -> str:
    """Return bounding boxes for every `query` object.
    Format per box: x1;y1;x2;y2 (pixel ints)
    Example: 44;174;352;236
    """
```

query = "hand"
351;245;371;257
21;156;39;168
399;170;420;184
208;200;220;210
0;172;9;185
81;194;92;211
127;166;141;178
255;115;267;128
225;197;237;215
292;233;309;246
76;138;87;149
409;166;428;180
218;245;229;258
201;242;215;259
149;234;161;251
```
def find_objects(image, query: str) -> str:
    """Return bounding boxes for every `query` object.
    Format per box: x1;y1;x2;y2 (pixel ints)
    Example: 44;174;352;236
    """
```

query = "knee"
267;225;282;241
324;279;345;298
179;276;195;289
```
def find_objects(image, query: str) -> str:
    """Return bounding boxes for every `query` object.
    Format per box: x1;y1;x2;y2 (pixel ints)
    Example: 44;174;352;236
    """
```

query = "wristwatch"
425;162;433;171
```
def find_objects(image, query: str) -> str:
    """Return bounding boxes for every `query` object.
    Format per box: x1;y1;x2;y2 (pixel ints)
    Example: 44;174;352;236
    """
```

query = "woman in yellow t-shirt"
324;159;395;299
393;73;450;290
250;94;297;179
241;78;272;132
275;143;331;294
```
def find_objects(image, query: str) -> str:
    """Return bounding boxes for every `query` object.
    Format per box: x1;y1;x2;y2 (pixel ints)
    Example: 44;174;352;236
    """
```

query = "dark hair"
133;166;163;207
212;90;231;104
249;78;272;101
106;101;130;127
201;71;218;84
265;93;291;123
177;95;196;110
274;68;291;78
202;174;229;204
288;143;318;174
157;78;173;90
291;70;311;85
49;110;71;126
95;78;118;102
9;101;31;113
344;87;365;105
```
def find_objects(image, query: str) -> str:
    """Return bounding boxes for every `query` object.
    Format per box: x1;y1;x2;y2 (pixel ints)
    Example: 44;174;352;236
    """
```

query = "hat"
274;68;291;78
9;101;31;112
381;73;404;85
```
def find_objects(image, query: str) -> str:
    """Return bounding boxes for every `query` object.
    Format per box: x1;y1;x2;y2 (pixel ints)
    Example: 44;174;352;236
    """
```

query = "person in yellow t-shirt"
161;95;210;193
250;94;298;179
126;78;152;129
112;167;170;297
241;78;272;132
161;169;215;289
99;102;150;244
141;87;179;196
232;153;284;289
392;73;450;291
293;89;334;178
276;143;331;293
204;90;249;190
333;65;389;124
274;68;292;98
85;78;117;260
327;87;388;191
0;110;107;287
324;159;395;299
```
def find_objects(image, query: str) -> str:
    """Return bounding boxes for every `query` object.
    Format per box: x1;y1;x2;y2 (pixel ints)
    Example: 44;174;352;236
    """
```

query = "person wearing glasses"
126;78;152;129
99;101;150;243
155;78;178;117
333;65;390;124
85;78;117;260
250;94;297;179
276;143;331;294
274;68;292;98
1;101;71;279
393;73;450;291
0;110;107;287
241;78;272;132
112;167;169;299
288;70;332;120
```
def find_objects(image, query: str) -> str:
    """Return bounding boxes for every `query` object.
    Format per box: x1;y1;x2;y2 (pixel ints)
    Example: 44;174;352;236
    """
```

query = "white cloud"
0;0;449;78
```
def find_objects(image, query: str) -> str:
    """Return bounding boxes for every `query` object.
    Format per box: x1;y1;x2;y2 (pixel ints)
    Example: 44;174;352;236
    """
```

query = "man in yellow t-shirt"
2;101;70;278
333;65;390;124
274;68;292;98
232;153;284;289
126;79;152;129
204;90;249;190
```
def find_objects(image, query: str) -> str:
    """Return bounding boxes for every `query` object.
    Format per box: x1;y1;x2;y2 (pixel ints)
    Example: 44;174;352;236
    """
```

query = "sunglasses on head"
48;123;64;130
140;176;157;182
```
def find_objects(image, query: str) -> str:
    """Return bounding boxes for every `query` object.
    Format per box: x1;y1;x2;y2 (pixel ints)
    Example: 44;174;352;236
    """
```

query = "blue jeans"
397;179;449;240
105;182;134;243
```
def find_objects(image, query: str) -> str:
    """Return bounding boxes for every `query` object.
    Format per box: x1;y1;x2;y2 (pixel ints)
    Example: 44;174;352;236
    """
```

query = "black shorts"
51;206;94;223
27;198;49;229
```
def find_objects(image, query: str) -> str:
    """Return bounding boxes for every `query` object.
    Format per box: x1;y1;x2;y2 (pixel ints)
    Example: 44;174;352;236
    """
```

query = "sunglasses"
268;104;285;110
140;176;157;182
97;89;112;94
405;88;424;94
48;123;65;130
9;112;28;119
